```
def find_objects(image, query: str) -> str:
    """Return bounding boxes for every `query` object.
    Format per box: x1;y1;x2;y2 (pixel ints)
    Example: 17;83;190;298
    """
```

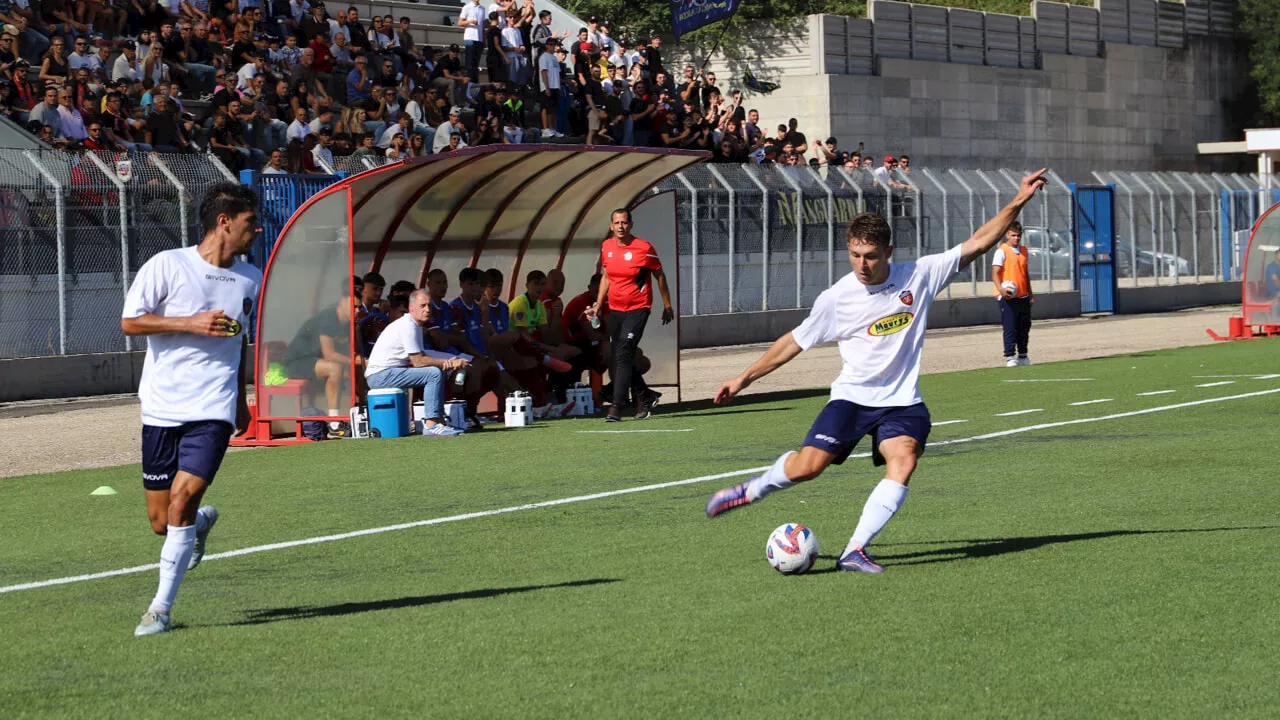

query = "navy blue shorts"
141;421;234;491
803;400;932;466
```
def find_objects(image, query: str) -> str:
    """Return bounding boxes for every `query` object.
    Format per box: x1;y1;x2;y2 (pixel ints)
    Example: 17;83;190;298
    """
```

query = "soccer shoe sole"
188;507;218;571
704;482;751;518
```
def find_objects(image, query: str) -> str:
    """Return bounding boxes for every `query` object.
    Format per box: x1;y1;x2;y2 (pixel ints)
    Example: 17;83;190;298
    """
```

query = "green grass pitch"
2;339;1279;718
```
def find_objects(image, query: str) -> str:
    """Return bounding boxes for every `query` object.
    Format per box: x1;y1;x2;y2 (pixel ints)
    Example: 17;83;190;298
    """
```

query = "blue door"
1072;184;1116;313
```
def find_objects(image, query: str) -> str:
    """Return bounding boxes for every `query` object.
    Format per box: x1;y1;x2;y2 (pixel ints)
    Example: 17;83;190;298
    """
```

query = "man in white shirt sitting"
365;289;468;437
286;106;311;143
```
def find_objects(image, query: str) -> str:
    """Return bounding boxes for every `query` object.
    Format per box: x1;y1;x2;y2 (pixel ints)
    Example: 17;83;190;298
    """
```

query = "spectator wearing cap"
299;2;327;41
815;136;846;166
874;154;895;180
458;0;485;87
428;43;466;107
432;105;466;152
312;127;335;170
608;38;629;75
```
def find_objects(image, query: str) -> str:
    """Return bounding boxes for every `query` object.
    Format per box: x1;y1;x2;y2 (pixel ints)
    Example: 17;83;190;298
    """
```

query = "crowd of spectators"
0;0;915;176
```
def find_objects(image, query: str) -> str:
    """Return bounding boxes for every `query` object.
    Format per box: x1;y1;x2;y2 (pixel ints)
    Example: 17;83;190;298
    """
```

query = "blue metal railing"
239;170;344;267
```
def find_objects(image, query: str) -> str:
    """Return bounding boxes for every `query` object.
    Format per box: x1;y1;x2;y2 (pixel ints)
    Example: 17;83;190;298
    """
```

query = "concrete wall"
0;349;146;403
681;290;1081;348
1115;280;1238;314
740;37;1248;183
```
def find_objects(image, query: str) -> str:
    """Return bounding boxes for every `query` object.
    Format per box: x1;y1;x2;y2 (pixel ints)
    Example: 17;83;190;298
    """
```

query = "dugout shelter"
240;145;708;445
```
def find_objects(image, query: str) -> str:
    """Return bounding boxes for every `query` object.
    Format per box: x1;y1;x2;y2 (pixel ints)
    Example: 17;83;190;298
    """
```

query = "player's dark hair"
426;268;447;281
610;207;632;223
362;271;386;288
459;267;483;284
389;280;417;295
199;182;258;237
1008;220;1023;233
847;213;891;249
526;269;546;284
485;268;503;286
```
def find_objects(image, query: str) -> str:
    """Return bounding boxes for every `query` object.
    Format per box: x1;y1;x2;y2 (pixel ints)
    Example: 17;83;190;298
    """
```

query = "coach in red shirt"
588;208;674;422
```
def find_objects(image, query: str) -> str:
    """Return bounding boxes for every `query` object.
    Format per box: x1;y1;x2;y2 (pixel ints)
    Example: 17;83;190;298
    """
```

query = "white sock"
746;452;796;502
329;409;341;430
149;524;196;615
845;479;908;554
194;507;212;534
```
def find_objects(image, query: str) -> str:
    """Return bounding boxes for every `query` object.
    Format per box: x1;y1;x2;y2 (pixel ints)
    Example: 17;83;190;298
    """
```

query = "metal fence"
0;149;232;358
0;149;1272;360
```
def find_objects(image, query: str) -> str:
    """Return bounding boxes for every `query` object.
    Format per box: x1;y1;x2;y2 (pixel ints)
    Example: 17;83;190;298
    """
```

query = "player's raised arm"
713;331;804;404
958;169;1047;270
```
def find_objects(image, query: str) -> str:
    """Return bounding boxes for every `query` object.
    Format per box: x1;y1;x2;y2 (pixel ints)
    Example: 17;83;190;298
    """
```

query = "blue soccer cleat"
836;547;884;573
705;482;752;518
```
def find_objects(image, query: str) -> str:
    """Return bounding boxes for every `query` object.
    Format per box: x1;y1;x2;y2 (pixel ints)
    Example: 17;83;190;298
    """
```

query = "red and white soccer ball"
766;523;820;574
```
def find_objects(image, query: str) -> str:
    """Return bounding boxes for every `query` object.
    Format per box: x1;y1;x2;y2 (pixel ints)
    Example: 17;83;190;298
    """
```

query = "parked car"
1021;226;1073;280
1099;237;1191;278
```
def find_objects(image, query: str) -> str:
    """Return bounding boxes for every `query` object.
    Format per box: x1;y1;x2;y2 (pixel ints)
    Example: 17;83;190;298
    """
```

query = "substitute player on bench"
121;183;263;635
705;170;1047;573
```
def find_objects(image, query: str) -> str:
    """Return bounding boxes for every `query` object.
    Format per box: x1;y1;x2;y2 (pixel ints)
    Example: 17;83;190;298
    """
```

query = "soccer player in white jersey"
705;170;1048;573
121;183;263;635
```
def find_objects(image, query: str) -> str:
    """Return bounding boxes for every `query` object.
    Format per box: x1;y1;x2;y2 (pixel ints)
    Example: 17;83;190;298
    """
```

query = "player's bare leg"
136;472;212;636
705;446;838;518
837;436;922;574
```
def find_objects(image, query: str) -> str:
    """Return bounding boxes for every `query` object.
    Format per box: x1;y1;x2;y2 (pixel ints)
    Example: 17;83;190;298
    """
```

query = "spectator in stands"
299;2;326;41
432;105;465;152
897;154;911;175
345;52;371;103
290;47;329;105
262;147;286;173
348;131;377;160
145;93;187;151
815;136;845;167
55;86;87;144
0;9;50;62
28;86;60;136
111;41;141;84
286;104;310;142
39;36;68;90
207;110;243;169
862;155;874;170
344;7;369;53
385;130;408;159
364;289;465;437
103;91;149;152
874;154;895;180
459;0;485;83
500;14;527;87
311;127;334;169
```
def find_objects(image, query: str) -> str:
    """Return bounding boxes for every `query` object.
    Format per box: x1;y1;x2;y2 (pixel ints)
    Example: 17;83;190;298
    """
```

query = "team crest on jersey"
623;251;633;261
898;290;913;306
868;312;915;336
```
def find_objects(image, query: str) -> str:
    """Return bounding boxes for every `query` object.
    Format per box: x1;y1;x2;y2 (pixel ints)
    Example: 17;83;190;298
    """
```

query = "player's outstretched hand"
1017;169;1048;202
714;376;748;405
189;309;232;337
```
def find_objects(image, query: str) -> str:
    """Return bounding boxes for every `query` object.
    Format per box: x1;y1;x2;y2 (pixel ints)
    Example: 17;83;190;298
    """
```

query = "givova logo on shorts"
868;312;915;336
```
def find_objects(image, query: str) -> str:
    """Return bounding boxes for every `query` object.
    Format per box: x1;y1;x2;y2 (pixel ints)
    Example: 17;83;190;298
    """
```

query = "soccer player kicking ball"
705;169;1048;573
121;184;263;635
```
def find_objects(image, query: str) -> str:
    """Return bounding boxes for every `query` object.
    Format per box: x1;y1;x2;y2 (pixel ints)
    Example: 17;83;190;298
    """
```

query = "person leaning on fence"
365;289;466;437
993;220;1033;367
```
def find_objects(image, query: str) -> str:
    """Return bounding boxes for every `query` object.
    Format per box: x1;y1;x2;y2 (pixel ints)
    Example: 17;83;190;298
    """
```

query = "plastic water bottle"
589;311;601;329
453;369;468;387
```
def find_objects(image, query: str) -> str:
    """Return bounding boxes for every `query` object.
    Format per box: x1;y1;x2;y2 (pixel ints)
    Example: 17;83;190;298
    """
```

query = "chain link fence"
2;150;1274;359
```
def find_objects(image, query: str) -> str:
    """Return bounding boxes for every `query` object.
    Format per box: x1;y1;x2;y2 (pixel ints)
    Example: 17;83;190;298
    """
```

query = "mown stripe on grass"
3;387;1278;596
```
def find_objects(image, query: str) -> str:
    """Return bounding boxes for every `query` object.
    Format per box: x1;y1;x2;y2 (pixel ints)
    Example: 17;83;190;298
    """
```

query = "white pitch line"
4;387;1279;596
1256;374;1280;380
1196;381;1235;388
1002;378;1095;383
995;409;1044;416
1068;399;1113;406
1193;375;1266;379
576;429;695;434
1137;390;1176;396
932;420;969;426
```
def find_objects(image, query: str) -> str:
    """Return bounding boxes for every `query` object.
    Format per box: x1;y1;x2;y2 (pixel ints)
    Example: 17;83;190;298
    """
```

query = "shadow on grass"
664;387;829;416
227;578;621;626
810;525;1279;570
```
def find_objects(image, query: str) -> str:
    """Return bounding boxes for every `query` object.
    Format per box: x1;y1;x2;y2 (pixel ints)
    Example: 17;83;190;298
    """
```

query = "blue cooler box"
367;388;409;438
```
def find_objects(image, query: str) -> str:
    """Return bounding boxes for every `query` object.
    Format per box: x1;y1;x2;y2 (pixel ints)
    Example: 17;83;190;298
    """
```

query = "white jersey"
122;247;262;427
365;314;427;377
791;245;962;408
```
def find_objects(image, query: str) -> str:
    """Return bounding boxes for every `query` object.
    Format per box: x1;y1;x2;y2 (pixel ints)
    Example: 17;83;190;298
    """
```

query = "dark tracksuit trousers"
998;296;1032;357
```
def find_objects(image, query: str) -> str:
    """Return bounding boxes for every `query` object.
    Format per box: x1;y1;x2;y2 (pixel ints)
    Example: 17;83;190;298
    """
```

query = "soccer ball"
766;523;820;574
1001;280;1018;296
